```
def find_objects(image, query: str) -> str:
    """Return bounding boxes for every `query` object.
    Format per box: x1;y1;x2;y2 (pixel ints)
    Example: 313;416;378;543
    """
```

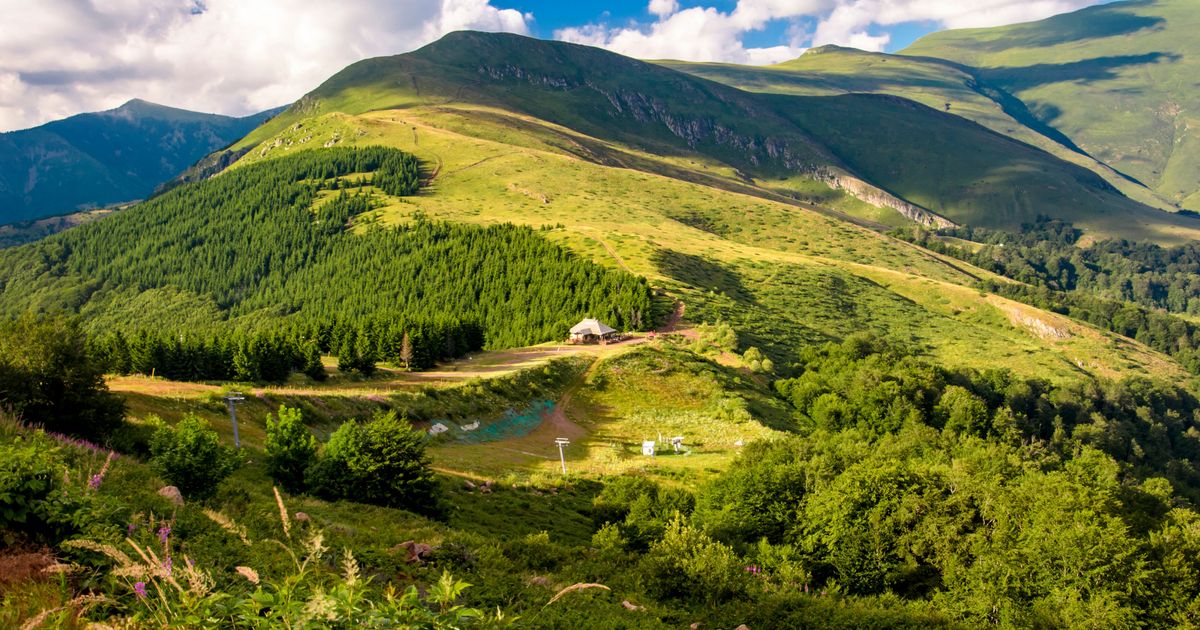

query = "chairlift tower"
554;437;570;475
224;393;245;448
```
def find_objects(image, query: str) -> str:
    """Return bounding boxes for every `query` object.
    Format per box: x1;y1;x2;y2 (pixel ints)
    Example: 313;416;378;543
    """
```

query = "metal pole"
555;438;569;474
224;394;245;448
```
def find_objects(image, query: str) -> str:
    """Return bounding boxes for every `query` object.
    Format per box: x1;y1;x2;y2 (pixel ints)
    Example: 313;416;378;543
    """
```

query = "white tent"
570;318;617;337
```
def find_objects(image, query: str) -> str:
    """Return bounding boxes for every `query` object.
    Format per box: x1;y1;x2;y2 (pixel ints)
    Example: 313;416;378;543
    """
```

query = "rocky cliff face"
814;170;956;228
478;64;818;171
477;63;953;227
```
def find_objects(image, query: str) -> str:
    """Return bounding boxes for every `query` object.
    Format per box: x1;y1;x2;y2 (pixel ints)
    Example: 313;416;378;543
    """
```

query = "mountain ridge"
902;0;1200;211
230;30;1197;241
0;100;284;223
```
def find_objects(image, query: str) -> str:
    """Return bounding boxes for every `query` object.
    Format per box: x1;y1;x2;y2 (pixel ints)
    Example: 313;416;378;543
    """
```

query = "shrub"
0;314;125;441
936;385;989;436
593;475;693;550
639;514;746;604
264;406;317;493
309;411;441;516
694;438;807;545
0;425;118;544
148;415;238;500
0;436;62;540
61;492;497;628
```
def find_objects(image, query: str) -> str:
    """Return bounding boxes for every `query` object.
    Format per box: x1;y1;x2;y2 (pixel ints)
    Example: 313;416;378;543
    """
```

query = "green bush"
0;314;125;441
0;426;117;544
148;415;238;500
308;411;441;516
264;405;317;493
638;514;746;605
593;475;693;550
0;436;62;539
693;438;807;545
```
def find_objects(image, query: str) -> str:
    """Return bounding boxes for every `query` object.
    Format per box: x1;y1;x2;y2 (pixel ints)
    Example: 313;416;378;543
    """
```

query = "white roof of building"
570;318;616;335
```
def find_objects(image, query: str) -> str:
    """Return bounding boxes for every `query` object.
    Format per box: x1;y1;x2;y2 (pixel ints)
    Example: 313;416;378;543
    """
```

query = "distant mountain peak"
103;98;215;122
804;44;855;55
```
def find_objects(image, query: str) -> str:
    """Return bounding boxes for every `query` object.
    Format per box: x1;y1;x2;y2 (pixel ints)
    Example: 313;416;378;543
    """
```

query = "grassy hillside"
0;100;281;224
904;0;1200;212
664;45;1181;215
231;31;1200;242
227;98;1184;383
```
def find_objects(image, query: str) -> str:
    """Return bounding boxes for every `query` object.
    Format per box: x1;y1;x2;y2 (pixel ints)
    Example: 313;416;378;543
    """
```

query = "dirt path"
108;335;657;400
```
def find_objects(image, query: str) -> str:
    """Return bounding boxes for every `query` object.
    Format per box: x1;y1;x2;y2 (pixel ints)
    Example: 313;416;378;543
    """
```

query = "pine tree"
303;341;326;381
337;332;359;375
354;330;377;377
399;331;414;371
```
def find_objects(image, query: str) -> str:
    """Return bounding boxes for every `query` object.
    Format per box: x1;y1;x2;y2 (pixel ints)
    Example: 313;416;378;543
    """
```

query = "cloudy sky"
0;0;1112;132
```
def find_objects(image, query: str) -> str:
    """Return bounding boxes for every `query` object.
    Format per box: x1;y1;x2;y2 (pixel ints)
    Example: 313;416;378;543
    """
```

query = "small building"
569;318;619;344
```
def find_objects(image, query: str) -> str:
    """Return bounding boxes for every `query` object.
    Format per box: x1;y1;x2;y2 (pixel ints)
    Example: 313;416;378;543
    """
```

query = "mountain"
903;0;1200;212
3;31;1192;382
232;30;1200;243
8;27;1200;629
0;99;282;223
661;44;1181;215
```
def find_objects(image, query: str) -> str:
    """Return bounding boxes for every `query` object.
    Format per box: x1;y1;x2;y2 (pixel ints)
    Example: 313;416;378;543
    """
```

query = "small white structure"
428;422;450;436
670;436;685;453
460;420;480;432
642;440;657;456
555;437;571;474
569;318;619;344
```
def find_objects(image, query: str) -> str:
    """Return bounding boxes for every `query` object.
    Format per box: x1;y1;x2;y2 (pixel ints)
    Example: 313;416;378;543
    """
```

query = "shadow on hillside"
982;52;1181;93
652;249;755;306
961;3;1163;52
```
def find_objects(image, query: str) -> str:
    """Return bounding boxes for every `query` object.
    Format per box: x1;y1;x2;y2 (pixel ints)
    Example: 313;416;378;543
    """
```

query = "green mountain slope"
1;31;1187;383
235;31;1200;242
206;33;1187;382
904;0;1200;211
663;45;1179;215
0;99;281;223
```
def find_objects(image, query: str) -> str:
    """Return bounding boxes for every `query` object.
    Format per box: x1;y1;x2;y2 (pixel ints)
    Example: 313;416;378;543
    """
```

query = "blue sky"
510;1;937;53
0;0;1113;131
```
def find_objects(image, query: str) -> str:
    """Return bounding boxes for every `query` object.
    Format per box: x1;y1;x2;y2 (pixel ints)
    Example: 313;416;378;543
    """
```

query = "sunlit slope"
904;0;1200;212
232;31;1200;241
235;104;1186;383
663;45;1179;215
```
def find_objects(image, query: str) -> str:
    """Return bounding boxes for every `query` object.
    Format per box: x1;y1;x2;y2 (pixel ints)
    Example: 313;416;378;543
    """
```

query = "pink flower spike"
134;582;147;599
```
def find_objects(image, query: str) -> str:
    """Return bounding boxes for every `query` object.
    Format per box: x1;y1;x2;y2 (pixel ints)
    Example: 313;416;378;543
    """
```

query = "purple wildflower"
162;556;173;577
134;582;147;599
157;526;171;545
46;431;105;453
743;565;762;575
88;474;103;490
127;522;138;536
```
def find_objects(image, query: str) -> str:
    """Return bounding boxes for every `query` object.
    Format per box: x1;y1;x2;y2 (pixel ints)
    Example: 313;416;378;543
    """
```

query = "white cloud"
0;0;530;132
557;5;811;65
557;0;1104;62
648;0;680;18
0;0;1110;131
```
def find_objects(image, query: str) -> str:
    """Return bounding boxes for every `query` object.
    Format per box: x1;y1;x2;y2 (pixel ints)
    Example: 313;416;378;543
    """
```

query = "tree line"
0;146;652;382
891;218;1200;373
87;315;485;382
892;216;1200;314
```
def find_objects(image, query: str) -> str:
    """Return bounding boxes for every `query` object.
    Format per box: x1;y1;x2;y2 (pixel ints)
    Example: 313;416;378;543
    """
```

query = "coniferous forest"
0;147;652;381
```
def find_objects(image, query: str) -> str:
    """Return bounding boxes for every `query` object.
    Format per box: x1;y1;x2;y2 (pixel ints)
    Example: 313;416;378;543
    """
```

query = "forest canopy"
0;147;652;381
